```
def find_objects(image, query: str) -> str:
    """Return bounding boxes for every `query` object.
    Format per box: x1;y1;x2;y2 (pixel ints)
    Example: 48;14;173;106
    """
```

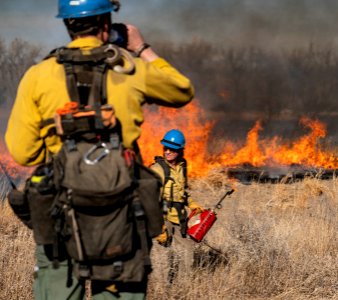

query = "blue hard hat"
56;0;115;19
161;129;186;150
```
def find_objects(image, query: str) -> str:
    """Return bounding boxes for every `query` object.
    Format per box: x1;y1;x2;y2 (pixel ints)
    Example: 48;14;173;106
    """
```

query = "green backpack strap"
41;46;115;132
154;156;189;203
154;156;188;187
154;156;172;185
181;157;188;189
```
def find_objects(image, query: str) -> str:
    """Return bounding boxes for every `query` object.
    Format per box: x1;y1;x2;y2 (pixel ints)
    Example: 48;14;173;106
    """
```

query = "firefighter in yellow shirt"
6;2;194;167
150;129;204;284
5;1;194;299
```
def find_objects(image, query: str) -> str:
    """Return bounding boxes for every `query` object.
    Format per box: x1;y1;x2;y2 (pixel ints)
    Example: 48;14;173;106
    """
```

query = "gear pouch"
26;163;56;245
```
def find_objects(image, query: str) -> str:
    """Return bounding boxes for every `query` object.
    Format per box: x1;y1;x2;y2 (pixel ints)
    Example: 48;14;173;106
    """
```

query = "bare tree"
0;38;41;107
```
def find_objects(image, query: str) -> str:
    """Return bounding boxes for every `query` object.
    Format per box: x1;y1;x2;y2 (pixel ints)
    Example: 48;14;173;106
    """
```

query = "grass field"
0;174;337;300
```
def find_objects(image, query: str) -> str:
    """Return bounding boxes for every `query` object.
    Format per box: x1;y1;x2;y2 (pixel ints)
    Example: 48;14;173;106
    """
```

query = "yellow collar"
67;37;103;49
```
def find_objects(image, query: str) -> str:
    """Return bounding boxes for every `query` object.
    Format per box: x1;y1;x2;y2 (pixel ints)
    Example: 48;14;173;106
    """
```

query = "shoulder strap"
154;156;172;185
154;156;175;203
181;157;188;189
42;46;120;130
154;156;188;187
45;45;122;65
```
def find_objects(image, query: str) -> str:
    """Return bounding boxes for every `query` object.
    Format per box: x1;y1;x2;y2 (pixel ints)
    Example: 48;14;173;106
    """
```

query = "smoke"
0;0;54;12
119;0;338;50
2;0;338;49
1;0;338;143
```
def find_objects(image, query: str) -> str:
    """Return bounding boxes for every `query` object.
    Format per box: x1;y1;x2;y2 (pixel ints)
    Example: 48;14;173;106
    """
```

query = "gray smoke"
120;0;338;50
1;0;338;145
2;0;338;49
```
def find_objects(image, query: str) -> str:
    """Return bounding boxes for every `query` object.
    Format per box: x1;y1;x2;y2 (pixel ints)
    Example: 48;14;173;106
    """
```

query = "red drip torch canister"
187;209;217;243
187;189;235;243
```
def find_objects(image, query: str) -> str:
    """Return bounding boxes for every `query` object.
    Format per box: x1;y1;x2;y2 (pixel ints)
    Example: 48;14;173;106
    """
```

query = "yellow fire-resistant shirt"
5;37;194;166
150;159;203;225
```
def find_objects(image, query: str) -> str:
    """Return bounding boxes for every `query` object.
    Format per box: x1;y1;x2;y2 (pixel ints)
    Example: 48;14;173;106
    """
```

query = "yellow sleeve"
5;66;46;166
144;58;195;107
187;194;204;211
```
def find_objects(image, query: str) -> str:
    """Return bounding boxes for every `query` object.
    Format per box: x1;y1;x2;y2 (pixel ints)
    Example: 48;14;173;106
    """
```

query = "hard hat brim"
160;139;183;150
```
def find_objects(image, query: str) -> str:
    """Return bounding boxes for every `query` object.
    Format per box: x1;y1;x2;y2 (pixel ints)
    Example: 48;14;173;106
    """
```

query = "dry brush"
1;175;337;299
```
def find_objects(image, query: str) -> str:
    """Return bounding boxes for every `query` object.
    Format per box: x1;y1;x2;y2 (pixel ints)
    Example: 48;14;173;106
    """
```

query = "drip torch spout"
214;188;235;210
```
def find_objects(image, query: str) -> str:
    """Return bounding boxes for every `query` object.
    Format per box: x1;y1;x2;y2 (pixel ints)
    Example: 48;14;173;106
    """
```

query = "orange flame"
272;117;336;168
139;101;338;177
218;121;266;167
139;101;214;177
0;143;29;180
1;102;336;181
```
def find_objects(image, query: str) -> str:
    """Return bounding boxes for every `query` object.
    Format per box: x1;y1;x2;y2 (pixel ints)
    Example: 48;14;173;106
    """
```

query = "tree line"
1;37;338;140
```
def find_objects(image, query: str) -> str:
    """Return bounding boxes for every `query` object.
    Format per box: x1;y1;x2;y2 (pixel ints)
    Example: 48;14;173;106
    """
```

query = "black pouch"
26;163;56;245
62;195;134;262
134;163;163;238
8;188;32;229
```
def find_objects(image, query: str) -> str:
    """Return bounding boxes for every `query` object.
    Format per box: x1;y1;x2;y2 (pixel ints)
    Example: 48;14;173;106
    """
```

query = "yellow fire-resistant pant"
33;246;147;300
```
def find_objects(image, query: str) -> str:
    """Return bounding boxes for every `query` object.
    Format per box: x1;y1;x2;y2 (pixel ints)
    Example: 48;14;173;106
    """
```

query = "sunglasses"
163;147;179;153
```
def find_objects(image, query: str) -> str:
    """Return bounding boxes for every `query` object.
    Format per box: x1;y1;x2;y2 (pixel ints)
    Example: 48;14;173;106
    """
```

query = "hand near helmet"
125;25;145;53
125;24;159;62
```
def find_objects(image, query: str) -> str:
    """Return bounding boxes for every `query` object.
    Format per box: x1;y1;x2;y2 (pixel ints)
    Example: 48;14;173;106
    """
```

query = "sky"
1;0;338;51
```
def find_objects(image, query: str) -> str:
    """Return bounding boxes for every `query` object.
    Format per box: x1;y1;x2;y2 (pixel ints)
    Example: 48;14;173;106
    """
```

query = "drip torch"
187;188;235;243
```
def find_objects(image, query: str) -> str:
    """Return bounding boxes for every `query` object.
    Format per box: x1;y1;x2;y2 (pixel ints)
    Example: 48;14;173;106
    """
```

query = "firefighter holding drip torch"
150;129;205;284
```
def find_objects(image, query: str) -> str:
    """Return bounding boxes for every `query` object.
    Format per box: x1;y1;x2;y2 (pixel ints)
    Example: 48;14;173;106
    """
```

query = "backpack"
8;44;163;283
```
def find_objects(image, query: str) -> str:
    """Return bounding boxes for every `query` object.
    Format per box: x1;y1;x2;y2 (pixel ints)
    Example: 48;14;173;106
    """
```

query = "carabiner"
83;143;110;165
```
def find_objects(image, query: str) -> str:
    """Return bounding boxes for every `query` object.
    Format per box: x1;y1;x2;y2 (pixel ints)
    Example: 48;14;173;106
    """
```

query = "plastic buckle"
65;139;77;152
78;264;91;279
109;134;120;149
112;261;123;275
133;200;145;218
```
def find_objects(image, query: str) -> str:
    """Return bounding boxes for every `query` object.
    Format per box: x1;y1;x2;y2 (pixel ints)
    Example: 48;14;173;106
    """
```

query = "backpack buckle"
112;261;123;275
83;142;110;165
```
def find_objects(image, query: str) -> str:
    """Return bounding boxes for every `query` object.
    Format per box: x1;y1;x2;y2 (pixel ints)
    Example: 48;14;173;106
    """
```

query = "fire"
272;117;335;168
139;101;338;177
219;117;337;169
218;121;267;167
1;102;336;182
138;101;214;177
0;143;29;182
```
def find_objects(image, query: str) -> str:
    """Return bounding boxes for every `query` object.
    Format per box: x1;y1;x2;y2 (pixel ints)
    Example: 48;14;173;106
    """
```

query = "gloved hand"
192;206;205;214
155;225;172;247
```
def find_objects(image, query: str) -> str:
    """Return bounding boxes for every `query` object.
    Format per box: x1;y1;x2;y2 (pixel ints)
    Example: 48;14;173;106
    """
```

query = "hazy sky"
1;0;338;51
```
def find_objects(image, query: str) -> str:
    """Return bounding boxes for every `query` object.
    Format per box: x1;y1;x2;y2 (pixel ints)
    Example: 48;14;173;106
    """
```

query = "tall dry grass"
0;175;337;299
0;201;34;300
148;174;338;300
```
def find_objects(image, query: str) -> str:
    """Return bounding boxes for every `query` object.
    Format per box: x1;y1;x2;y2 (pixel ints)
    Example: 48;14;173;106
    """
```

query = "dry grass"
148;174;338;300
0;175;337;300
0;201;35;300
